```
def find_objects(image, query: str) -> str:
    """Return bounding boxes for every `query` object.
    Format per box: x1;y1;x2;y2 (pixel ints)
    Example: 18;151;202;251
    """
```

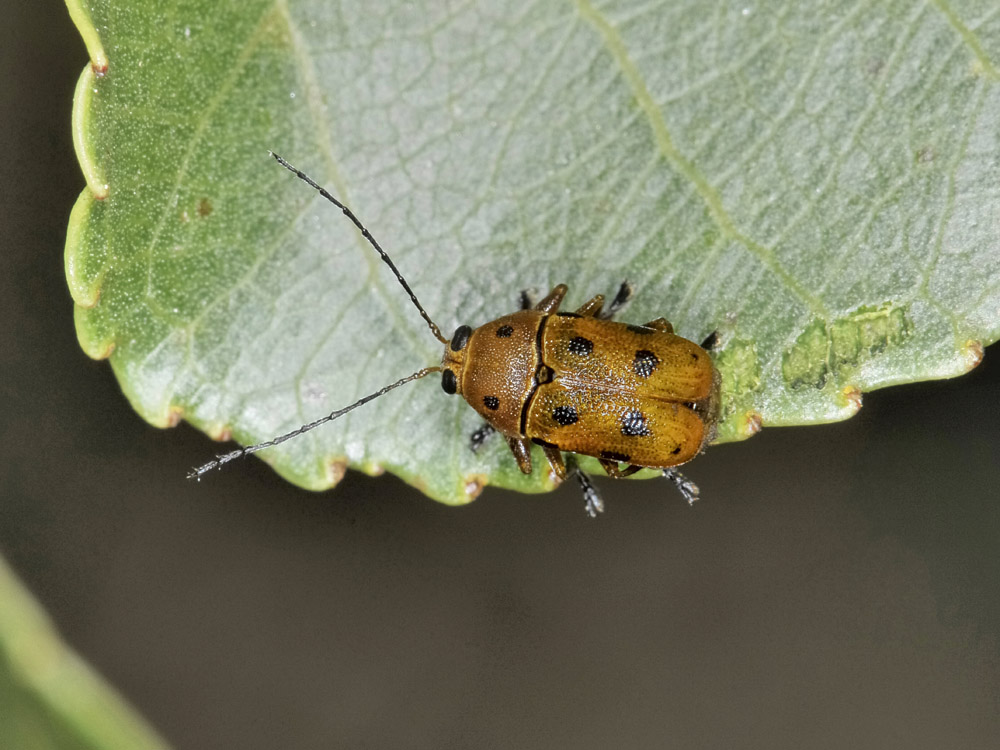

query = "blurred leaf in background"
0;555;169;750
65;0;999;503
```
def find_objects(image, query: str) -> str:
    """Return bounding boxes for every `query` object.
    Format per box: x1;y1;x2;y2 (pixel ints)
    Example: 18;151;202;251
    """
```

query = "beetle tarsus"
599;281;633;319
662;468;700;505
574;468;604;517
565;455;604;517
469;422;496;453
518;289;536;310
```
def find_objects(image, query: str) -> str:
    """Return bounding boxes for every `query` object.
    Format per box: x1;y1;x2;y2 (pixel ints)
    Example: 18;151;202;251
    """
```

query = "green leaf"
0;556;169;750
65;0;999;504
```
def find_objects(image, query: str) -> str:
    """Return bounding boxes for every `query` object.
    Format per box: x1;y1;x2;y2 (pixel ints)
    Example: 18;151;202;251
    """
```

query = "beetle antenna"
270;151;449;345
187;366;442;479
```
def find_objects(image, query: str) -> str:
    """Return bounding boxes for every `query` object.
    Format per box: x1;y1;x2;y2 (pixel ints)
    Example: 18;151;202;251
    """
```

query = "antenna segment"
270;151;448;345
187;367;442;479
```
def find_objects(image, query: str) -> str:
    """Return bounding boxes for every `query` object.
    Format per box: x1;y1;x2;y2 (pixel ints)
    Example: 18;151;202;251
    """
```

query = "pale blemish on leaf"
783;304;913;391
712;337;762;441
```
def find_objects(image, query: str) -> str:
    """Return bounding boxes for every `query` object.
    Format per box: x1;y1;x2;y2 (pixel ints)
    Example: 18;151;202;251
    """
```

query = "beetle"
189;152;720;516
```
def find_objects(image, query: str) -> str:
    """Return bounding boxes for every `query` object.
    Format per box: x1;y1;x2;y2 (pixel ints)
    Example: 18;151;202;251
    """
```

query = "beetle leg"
598;458;621;477
537;441;607;516
534;284;568;314
662;468;700;505
538;442;568;480
519;289;536;310
598;459;643;478
576;471;605;517
700;330;720;351
469;422;496;453
642;317;674;334
574;294;605;318
598;281;633;320
565;455;604;517
506;436;533;474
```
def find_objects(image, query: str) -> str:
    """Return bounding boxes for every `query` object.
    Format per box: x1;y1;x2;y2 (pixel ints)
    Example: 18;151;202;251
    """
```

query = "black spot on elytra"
627;324;654;335
568;336;593;356
633;349;659;378
496;324;514;338
600;450;630;463
671;445;682;454
551;405;578;426
483;395;499;411
621;409;651;437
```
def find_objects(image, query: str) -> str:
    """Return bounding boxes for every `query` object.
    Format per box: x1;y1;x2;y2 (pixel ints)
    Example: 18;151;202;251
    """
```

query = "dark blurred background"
3;3;998;749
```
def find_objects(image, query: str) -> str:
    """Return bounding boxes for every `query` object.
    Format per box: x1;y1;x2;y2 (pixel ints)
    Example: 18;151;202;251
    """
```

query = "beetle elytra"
189;153;720;516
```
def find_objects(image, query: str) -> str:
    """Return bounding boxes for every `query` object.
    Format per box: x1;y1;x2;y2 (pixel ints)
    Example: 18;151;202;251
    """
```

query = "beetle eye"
441;368;458;395
450;325;472;352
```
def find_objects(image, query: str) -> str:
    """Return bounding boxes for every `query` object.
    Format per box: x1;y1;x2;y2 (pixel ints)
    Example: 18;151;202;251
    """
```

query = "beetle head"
440;324;472;395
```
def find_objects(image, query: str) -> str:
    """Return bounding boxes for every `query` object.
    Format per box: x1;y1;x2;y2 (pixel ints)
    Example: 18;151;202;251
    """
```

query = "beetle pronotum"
189;153;720;516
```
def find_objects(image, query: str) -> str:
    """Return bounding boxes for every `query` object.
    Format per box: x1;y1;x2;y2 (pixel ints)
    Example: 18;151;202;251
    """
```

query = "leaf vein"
573;0;828;319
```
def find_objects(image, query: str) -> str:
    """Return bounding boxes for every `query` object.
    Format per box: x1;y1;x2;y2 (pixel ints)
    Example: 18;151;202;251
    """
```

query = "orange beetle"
190;154;720;516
